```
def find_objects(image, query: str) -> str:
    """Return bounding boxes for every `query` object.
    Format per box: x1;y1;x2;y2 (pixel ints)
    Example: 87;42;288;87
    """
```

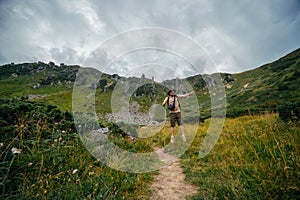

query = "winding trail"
150;148;198;200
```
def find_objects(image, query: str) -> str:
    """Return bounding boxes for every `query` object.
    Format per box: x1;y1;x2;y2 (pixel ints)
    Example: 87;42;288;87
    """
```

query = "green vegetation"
277;101;300;122
0;48;299;120
181;114;300;199
0;99;154;199
0;62;77;99
1;99;299;199
184;48;300;119
227;48;300;112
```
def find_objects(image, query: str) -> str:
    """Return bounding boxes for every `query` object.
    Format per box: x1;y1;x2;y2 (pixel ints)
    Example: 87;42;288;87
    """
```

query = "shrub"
277;101;300;122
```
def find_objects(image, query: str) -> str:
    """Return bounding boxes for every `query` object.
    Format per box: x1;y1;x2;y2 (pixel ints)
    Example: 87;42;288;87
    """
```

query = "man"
162;90;194;143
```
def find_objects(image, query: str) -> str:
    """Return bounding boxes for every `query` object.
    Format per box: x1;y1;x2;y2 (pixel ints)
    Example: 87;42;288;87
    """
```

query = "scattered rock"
11;73;18;78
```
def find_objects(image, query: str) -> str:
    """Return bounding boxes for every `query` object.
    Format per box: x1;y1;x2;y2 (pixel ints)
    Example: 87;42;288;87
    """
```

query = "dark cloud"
0;0;299;78
50;46;84;65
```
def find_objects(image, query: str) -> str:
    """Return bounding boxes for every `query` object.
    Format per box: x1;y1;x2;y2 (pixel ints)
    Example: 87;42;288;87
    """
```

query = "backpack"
167;96;180;111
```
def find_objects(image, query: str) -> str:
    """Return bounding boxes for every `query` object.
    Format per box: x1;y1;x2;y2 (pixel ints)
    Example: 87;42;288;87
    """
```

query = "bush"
277;101;300;122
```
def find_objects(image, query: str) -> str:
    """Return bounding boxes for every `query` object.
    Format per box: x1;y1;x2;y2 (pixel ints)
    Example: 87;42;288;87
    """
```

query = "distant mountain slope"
184;48;300;117
227;48;300;112
0;48;299;118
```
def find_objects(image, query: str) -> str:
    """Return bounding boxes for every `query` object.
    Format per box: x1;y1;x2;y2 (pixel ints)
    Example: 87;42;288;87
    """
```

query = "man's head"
167;90;175;96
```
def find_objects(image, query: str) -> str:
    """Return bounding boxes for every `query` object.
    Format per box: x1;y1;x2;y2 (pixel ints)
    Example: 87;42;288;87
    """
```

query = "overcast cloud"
0;0;299;78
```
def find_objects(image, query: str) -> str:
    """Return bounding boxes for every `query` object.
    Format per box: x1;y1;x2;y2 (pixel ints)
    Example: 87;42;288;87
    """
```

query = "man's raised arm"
177;91;194;98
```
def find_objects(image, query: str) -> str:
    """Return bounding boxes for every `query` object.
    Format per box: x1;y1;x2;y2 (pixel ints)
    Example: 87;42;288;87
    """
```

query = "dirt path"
150;148;198;200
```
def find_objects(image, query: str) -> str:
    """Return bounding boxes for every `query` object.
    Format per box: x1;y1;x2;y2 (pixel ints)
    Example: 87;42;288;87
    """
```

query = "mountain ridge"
0;48;299;118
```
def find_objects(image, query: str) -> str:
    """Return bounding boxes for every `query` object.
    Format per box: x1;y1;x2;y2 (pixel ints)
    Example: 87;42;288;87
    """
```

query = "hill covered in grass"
185;48;300;118
0;48;299;120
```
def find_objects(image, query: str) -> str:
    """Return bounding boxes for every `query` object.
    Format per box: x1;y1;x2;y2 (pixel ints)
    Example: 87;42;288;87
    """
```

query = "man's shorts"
169;112;182;127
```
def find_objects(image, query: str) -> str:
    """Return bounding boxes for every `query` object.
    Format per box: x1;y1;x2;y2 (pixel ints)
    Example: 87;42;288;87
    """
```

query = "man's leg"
171;126;175;136
170;113;175;143
180;125;186;142
170;126;175;143
180;125;184;134
178;113;186;142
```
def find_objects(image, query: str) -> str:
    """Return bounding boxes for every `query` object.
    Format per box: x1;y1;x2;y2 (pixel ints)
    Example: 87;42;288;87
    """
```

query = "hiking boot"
171;135;175;144
182;134;187;142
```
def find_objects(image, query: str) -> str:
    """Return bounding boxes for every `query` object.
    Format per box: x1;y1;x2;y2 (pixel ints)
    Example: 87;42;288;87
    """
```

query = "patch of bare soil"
150;148;198;200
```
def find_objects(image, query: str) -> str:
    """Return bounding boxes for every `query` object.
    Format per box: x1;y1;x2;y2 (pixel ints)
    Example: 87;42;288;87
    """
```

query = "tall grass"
0;116;155;199
181;114;300;199
2;102;299;199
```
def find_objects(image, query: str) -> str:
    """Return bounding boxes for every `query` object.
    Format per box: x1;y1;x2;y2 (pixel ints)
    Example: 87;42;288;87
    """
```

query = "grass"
0;71;73;99
180;114;300;199
1;98;299;199
1;135;155;200
1;74;300;199
0;102;156;199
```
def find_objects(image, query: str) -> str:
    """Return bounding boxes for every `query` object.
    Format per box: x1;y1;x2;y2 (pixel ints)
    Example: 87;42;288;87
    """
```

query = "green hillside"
227;48;300;112
0;48;299;119
186;48;300;118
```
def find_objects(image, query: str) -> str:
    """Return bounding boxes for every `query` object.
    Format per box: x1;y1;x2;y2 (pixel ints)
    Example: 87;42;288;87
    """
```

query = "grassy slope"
0;100;155;199
0;48;299;116
227;48;300;108
183;48;300;117
180;114;300;199
1;135;155;199
1;105;299;199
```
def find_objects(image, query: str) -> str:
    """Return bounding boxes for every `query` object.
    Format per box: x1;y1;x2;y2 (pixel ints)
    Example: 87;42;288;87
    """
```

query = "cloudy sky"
0;0;299;78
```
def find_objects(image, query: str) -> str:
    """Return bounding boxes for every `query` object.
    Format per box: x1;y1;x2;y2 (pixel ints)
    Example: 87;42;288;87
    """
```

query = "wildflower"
59;136;63;142
62;130;66;134
75;179;80;184
11;147;21;154
0;142;3;147
54;138;58;142
28;162;33;167
72;169;78;175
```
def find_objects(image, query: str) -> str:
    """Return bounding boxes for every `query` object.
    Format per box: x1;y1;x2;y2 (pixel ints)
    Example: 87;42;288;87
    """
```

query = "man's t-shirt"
163;96;180;113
